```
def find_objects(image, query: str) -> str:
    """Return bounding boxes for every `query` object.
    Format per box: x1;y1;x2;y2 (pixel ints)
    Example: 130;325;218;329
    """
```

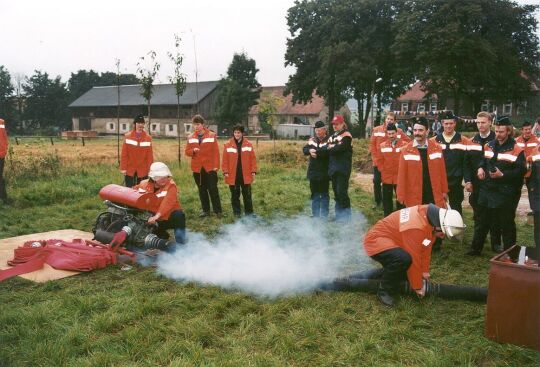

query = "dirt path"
354;172;531;218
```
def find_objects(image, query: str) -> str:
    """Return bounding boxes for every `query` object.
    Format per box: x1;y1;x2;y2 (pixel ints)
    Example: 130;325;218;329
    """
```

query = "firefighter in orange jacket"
397;117;449;208
370;112;411;209
0;118;8;204
364;204;465;306
222;125;257;217
134;162;185;246
120;115;154;187
185;114;222;217
378;123;407;217
516;121;539;179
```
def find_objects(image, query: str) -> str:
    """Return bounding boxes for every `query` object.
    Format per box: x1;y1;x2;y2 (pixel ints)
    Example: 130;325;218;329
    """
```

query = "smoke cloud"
157;213;371;298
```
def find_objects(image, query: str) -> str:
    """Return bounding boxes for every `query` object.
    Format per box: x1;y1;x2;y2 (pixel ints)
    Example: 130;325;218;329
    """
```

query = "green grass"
0;140;538;366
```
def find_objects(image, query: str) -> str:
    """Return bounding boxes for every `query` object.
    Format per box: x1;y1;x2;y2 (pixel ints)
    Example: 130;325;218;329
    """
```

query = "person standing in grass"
303;120;330;218
364;204;465;307
528;144;540;262
120;114;154;187
222;125;257;217
378;123;407;217
325;115;353;222
185;114;222;217
0;118;9;205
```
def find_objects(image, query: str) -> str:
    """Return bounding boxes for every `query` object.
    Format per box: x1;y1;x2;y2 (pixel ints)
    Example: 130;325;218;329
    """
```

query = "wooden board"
0;229;95;282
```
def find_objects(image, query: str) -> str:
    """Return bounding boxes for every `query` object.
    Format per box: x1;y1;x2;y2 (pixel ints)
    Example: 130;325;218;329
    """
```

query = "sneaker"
376;289;395;307
198;212;210;218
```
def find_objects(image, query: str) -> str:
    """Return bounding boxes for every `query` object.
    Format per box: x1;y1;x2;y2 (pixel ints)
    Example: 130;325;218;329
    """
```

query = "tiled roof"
249;86;326;115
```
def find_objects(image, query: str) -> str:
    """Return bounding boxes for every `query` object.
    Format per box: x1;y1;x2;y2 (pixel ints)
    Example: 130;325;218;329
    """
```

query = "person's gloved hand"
110;230;128;250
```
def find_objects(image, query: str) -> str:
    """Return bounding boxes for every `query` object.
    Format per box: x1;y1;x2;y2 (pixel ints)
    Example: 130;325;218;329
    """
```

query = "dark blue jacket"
326;129;352;176
303;135;329;181
432;132;471;186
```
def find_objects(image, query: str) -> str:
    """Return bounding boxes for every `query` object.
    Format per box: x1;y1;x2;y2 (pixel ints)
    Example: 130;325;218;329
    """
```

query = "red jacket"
134;179;181;221
364;205;435;290
516;135;540;178
222;138;258;185
120;130;153;178
378;139;408;184
0;119;8;158
397;140;449;208
370;124;411;167
185;129;220;173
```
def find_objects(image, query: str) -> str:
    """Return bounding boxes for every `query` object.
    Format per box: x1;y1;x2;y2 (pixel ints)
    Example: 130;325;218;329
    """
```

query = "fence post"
81;137;85;146
15;137;19;145
256;137;259;148
50;137;54;146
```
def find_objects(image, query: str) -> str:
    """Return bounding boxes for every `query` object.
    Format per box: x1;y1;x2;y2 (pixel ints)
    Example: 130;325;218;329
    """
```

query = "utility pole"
191;29;199;114
116;59;121;165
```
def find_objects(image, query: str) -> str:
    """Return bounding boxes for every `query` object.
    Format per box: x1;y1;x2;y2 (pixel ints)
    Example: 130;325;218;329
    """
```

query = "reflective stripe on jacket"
0;120;8;158
120;130;153;177
516;135;540;178
363;205;435;290
134;179;182;220
378;139;408;185
222;138;257;185
431;133;471;186
369;125;411;167
185;128;220;173
397;141;448;208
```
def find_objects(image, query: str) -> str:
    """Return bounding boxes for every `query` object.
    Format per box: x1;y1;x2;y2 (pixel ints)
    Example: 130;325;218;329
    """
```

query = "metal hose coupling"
144;234;174;250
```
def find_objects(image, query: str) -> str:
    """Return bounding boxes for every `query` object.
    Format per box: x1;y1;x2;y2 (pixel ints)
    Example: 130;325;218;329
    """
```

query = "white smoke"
157;213;371;298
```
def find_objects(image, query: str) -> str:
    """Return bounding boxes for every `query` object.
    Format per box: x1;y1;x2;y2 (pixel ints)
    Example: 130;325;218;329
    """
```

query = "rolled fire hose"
320;269;487;303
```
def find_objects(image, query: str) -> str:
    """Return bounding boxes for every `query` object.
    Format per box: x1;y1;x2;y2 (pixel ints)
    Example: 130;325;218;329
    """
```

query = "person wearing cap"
378;123;407;217
0;118;9;204
185;114;222;217
303;120;330;218
431;111;471;215
397;116;448;209
364;204;466;307
222;125;257;217
369;112;411;209
325;115;353;222
467;116;526;255
120;114;154;187
132;162;185;246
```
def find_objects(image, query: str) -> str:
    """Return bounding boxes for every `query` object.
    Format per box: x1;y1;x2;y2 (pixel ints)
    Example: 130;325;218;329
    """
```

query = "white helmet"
438;208;466;243
148;162;172;179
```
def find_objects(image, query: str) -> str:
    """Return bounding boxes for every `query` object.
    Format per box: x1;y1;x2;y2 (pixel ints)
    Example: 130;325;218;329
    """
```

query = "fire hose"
319;269;488;303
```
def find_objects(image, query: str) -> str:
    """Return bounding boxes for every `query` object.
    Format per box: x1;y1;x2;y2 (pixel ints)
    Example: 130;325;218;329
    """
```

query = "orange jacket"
185;128;220;173
364;205;435;290
222;138;258;185
120;130;153;178
378;139;408;184
133;179;181;221
0;119;8;158
370;124;411;167
397;141;449;208
516;135;540;178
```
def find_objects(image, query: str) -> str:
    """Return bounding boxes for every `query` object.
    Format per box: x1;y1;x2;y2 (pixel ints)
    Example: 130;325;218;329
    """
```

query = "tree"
68;70;139;103
257;90;284;134
0;66;14;128
136;51;160;131
23;70;70;132
168;34;187;164
393;0;540;115
215;52;261;131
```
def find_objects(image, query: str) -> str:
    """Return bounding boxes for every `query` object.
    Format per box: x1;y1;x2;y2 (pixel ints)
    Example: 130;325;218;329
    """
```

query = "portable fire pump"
92;184;174;251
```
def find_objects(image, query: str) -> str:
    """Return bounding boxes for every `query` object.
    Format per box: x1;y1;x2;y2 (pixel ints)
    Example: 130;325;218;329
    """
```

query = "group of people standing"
368;111;538;258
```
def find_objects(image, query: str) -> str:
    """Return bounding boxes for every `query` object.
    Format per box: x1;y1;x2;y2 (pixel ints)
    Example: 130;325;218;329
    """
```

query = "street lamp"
370;77;383;137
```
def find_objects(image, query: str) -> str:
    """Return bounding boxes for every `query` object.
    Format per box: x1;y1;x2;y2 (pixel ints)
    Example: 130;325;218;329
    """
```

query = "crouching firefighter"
110;162;186;252
363;204;465;307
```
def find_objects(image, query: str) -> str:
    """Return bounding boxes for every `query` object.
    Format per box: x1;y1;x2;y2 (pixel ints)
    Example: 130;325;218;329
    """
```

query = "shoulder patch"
399;208;410;223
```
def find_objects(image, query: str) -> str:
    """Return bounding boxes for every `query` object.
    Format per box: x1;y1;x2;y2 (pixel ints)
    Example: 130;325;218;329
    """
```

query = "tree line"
284;0;540;136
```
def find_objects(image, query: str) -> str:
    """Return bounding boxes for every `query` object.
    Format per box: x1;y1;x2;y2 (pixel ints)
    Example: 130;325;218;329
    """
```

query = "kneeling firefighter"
363;204;465;307
111;162;186;252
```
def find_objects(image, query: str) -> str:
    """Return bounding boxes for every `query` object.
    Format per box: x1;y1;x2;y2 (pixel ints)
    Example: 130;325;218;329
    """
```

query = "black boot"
377;285;395;307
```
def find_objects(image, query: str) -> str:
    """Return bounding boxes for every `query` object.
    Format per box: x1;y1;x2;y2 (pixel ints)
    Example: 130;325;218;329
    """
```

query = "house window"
168;124;174;132
517;101;527;115
503;103;512;115
417;103;426;113
401;102;409;112
122;123;127;130
481;101;490;112
185;123;192;133
152;124;157;131
109;123;114;130
430;103;437;112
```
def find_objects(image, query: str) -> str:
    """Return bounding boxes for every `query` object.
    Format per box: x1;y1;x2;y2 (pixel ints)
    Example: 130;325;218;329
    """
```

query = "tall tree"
215;52;261;131
68;70;139;103
0;66;14;128
168;34;187;164
394;0;540;115
137;50;161;131
23;70;70;131
258;90;285;134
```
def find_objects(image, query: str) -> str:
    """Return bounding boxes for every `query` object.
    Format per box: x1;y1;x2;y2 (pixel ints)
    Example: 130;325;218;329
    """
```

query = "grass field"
0;138;538;366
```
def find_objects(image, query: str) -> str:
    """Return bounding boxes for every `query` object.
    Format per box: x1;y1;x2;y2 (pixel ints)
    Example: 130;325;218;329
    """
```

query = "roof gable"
249;86;326;115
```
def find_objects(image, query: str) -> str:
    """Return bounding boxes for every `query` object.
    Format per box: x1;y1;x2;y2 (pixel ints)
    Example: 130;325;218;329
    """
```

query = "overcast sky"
1;0;539;87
